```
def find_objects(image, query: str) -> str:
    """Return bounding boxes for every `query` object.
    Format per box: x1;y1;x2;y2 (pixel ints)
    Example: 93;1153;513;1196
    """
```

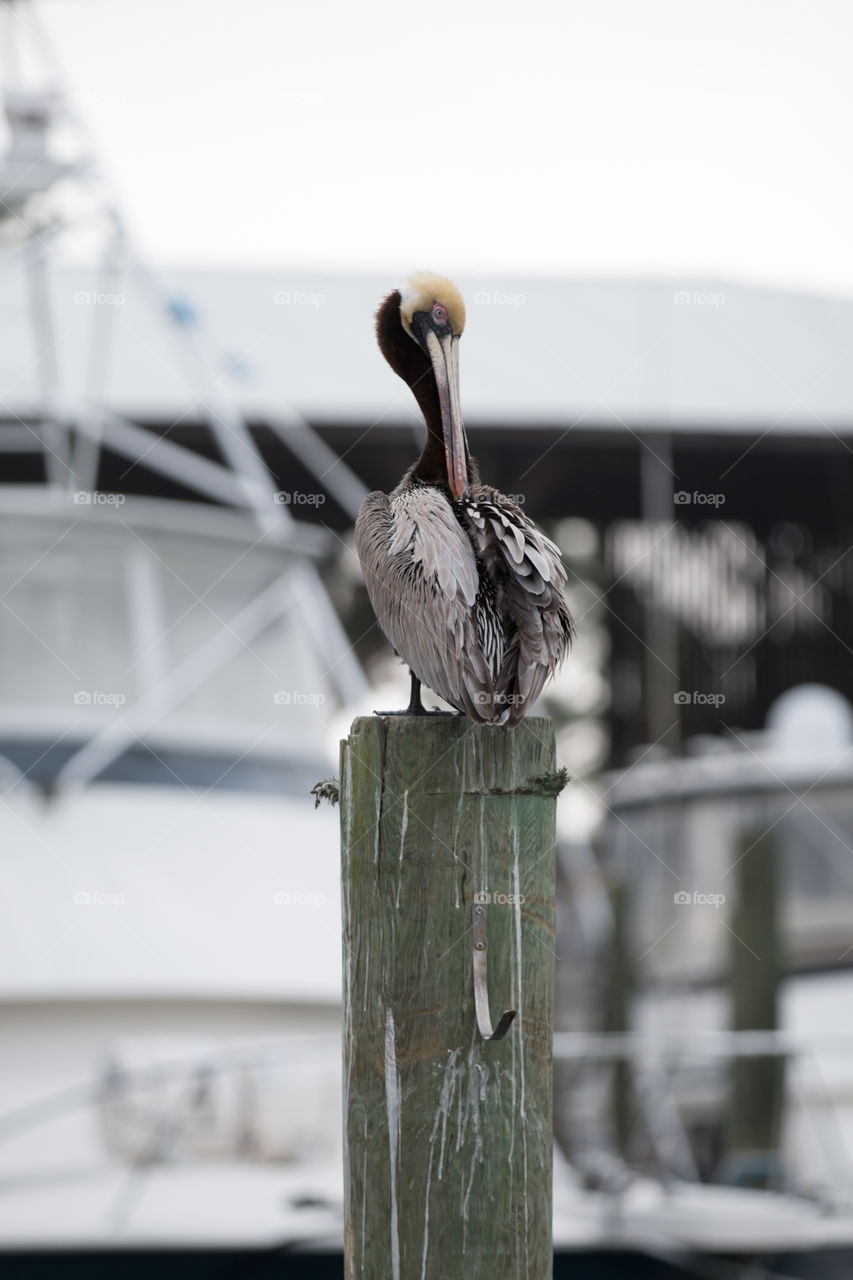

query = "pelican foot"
372;672;459;718
372;707;457;717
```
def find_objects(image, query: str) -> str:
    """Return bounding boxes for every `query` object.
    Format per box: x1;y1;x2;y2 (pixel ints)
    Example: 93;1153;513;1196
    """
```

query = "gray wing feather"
461;486;574;724
354;488;507;722
355;483;573;727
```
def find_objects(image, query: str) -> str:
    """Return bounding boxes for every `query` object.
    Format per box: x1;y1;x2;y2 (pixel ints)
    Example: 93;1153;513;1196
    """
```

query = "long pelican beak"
424;329;469;501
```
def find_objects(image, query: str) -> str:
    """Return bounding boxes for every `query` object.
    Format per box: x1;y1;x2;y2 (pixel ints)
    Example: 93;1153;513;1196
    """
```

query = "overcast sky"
27;0;853;296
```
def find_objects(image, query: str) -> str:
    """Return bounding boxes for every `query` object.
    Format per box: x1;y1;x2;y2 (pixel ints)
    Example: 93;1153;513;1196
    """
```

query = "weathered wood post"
340;715;562;1279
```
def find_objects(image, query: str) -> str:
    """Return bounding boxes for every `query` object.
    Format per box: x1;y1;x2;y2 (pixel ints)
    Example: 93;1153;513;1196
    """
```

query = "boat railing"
554;1029;853;1206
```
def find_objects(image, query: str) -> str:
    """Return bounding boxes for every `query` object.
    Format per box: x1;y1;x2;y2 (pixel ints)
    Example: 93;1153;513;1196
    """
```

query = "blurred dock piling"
724;827;784;1187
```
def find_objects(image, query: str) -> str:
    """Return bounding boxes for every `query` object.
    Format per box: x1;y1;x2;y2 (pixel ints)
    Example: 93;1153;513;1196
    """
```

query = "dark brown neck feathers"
375;290;448;487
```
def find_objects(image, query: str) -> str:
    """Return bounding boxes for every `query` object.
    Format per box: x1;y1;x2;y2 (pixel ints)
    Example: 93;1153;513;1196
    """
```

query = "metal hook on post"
472;902;516;1041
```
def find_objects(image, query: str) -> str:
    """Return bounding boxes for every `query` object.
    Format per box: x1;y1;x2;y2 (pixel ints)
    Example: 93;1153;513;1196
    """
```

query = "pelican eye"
432;303;447;324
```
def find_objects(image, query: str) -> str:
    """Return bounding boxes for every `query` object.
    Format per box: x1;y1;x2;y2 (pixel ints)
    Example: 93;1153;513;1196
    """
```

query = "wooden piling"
603;876;633;1157
340;715;561;1280
724;827;784;1188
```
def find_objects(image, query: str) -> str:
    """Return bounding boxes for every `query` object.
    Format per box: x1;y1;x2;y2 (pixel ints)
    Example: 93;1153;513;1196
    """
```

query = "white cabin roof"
1;268;852;433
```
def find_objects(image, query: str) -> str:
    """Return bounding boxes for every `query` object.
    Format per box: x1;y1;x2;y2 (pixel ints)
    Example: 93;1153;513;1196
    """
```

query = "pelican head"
399;271;468;501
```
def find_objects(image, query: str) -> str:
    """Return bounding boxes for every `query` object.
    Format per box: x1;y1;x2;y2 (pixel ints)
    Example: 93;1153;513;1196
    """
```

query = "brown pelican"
355;271;573;726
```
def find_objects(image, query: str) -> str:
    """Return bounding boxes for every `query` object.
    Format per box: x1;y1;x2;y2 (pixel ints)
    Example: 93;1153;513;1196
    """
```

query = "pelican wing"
461;486;574;722
355;487;508;722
